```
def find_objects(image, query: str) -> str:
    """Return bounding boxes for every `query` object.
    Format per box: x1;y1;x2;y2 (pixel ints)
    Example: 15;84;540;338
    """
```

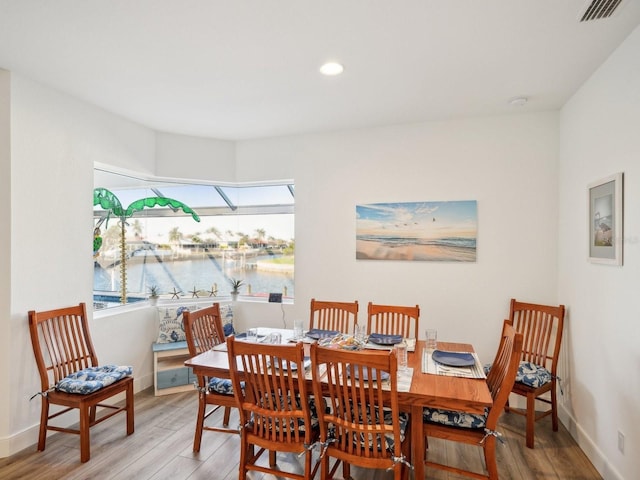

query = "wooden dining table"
185;335;492;479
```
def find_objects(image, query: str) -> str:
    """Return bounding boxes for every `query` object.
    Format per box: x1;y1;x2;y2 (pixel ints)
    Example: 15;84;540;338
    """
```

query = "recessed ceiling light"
320;62;344;76
508;96;528;107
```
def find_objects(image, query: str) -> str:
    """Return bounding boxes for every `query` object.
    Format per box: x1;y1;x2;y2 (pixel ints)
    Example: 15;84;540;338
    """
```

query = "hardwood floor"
0;388;602;479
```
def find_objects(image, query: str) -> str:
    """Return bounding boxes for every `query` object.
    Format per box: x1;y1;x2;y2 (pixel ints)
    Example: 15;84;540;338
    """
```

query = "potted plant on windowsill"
148;285;160;306
229;278;244;302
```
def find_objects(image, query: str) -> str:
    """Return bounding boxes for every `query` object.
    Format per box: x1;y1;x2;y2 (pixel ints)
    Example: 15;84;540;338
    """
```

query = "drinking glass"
354;324;367;343
267;332;282;344
247;328;258;342
394;341;408;371
293;319;304;340
425;329;438;350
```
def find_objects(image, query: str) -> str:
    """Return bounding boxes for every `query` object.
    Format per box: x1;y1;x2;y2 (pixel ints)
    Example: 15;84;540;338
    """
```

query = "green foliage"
148;285;160;298
229;278;244;293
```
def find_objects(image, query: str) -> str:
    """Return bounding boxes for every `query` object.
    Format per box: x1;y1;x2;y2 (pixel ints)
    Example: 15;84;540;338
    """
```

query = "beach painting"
356;200;477;262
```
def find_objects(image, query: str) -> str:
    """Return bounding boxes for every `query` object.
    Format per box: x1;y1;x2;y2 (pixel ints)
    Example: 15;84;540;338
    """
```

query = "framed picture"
356;200;477;262
588;172;623;265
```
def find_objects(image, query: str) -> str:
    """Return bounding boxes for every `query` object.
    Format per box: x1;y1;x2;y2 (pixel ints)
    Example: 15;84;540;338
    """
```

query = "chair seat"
56;365;133;395
328;406;409;452
423;407;488;429
484;360;552;389
208;377;234;394
516;361;552;388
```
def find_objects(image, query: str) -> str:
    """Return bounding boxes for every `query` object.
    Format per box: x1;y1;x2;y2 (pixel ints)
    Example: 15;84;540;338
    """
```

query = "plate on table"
368;333;403;345
306;329;340;340
432;350;475;367
347;366;390;382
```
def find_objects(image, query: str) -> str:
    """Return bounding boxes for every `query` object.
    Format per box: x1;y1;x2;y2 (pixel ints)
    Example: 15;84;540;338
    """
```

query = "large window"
93;168;294;309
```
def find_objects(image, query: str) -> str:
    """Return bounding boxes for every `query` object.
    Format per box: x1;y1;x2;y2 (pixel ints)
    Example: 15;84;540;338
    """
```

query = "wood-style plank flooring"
0;388;602;479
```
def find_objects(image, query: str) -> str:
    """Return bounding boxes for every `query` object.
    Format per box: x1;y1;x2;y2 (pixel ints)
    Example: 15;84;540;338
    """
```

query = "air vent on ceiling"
579;0;624;21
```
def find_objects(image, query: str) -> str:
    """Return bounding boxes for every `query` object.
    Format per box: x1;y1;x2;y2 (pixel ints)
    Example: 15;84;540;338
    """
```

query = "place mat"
364;338;416;352
422;349;486;379
336;367;412;392
211;343;227;352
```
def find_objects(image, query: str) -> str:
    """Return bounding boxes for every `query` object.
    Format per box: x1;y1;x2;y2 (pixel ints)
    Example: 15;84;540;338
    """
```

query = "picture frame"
588;172;623;265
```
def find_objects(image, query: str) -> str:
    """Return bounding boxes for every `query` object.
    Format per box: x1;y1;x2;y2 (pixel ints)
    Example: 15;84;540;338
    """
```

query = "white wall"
0;69;11;453
155;131;235;181
558;26;640;480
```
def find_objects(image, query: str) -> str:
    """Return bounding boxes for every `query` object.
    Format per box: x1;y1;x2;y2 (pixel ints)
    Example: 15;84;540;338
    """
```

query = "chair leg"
223;406;231;427
193;393;206;452
269;450;276;467
320;454;330;480
483;436;498;480
504;397;510;413
126;381;135;435
80;404;91;463
551;381;559;432
37;399;49;452
343;461;351;480
526;392;536;448
238;434;248;480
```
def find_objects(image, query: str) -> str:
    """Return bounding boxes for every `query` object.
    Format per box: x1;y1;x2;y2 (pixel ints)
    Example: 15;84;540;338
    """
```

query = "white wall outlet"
618;430;625;454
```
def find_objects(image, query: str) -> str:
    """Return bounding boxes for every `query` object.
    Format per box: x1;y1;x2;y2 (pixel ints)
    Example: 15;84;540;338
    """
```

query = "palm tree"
168;227;183;245
253;228;266;247
93;187;199;303
206;226;222;239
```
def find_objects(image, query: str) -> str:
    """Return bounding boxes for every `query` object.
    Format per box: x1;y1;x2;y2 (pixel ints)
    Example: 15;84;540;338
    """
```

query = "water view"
94;249;294;307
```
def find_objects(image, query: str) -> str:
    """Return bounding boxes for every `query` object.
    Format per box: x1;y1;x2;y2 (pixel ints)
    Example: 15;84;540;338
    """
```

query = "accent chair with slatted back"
226;337;320;480
309;298;358;334
310;343;412;480
423;321;523;480
506;298;566;448
367;302;420;339
28;303;134;463
183;303;239;452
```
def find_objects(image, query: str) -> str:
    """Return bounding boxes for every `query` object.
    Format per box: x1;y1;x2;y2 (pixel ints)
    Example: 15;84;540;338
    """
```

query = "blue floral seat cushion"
56;365;133;395
483;361;552;388
423;407;488;429
247;394;323;433
326;404;409;452
208;377;245;395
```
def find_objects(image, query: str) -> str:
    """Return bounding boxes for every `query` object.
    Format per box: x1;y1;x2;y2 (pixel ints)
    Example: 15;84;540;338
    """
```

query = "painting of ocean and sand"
356;201;477;262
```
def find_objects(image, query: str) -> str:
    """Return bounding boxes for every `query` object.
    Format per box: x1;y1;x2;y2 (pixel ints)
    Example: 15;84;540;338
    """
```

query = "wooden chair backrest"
485;321;524;429
367;302;420;338
507;298;565;375
310;343;402;466
183;303;225;357
28;303;98;392
226;337;314;448
309;298;358;334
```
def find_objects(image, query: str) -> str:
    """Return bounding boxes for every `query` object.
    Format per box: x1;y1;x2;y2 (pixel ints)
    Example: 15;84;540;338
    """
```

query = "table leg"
411;404;424;479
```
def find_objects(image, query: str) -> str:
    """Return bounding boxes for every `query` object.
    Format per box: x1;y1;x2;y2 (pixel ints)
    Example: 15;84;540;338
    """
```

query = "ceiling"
1;0;639;141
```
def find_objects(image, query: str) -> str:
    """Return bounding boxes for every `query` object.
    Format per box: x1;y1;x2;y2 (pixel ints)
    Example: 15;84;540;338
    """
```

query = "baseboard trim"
559;404;624;480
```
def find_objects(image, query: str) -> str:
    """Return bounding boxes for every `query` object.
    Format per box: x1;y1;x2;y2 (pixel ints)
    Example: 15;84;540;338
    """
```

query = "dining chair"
506;298;566;448
309;343;412;480
226;337;320;480
309;298;358;334
367;302;420;339
423;321;523;480
183;303;239;451
28;303;134;463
